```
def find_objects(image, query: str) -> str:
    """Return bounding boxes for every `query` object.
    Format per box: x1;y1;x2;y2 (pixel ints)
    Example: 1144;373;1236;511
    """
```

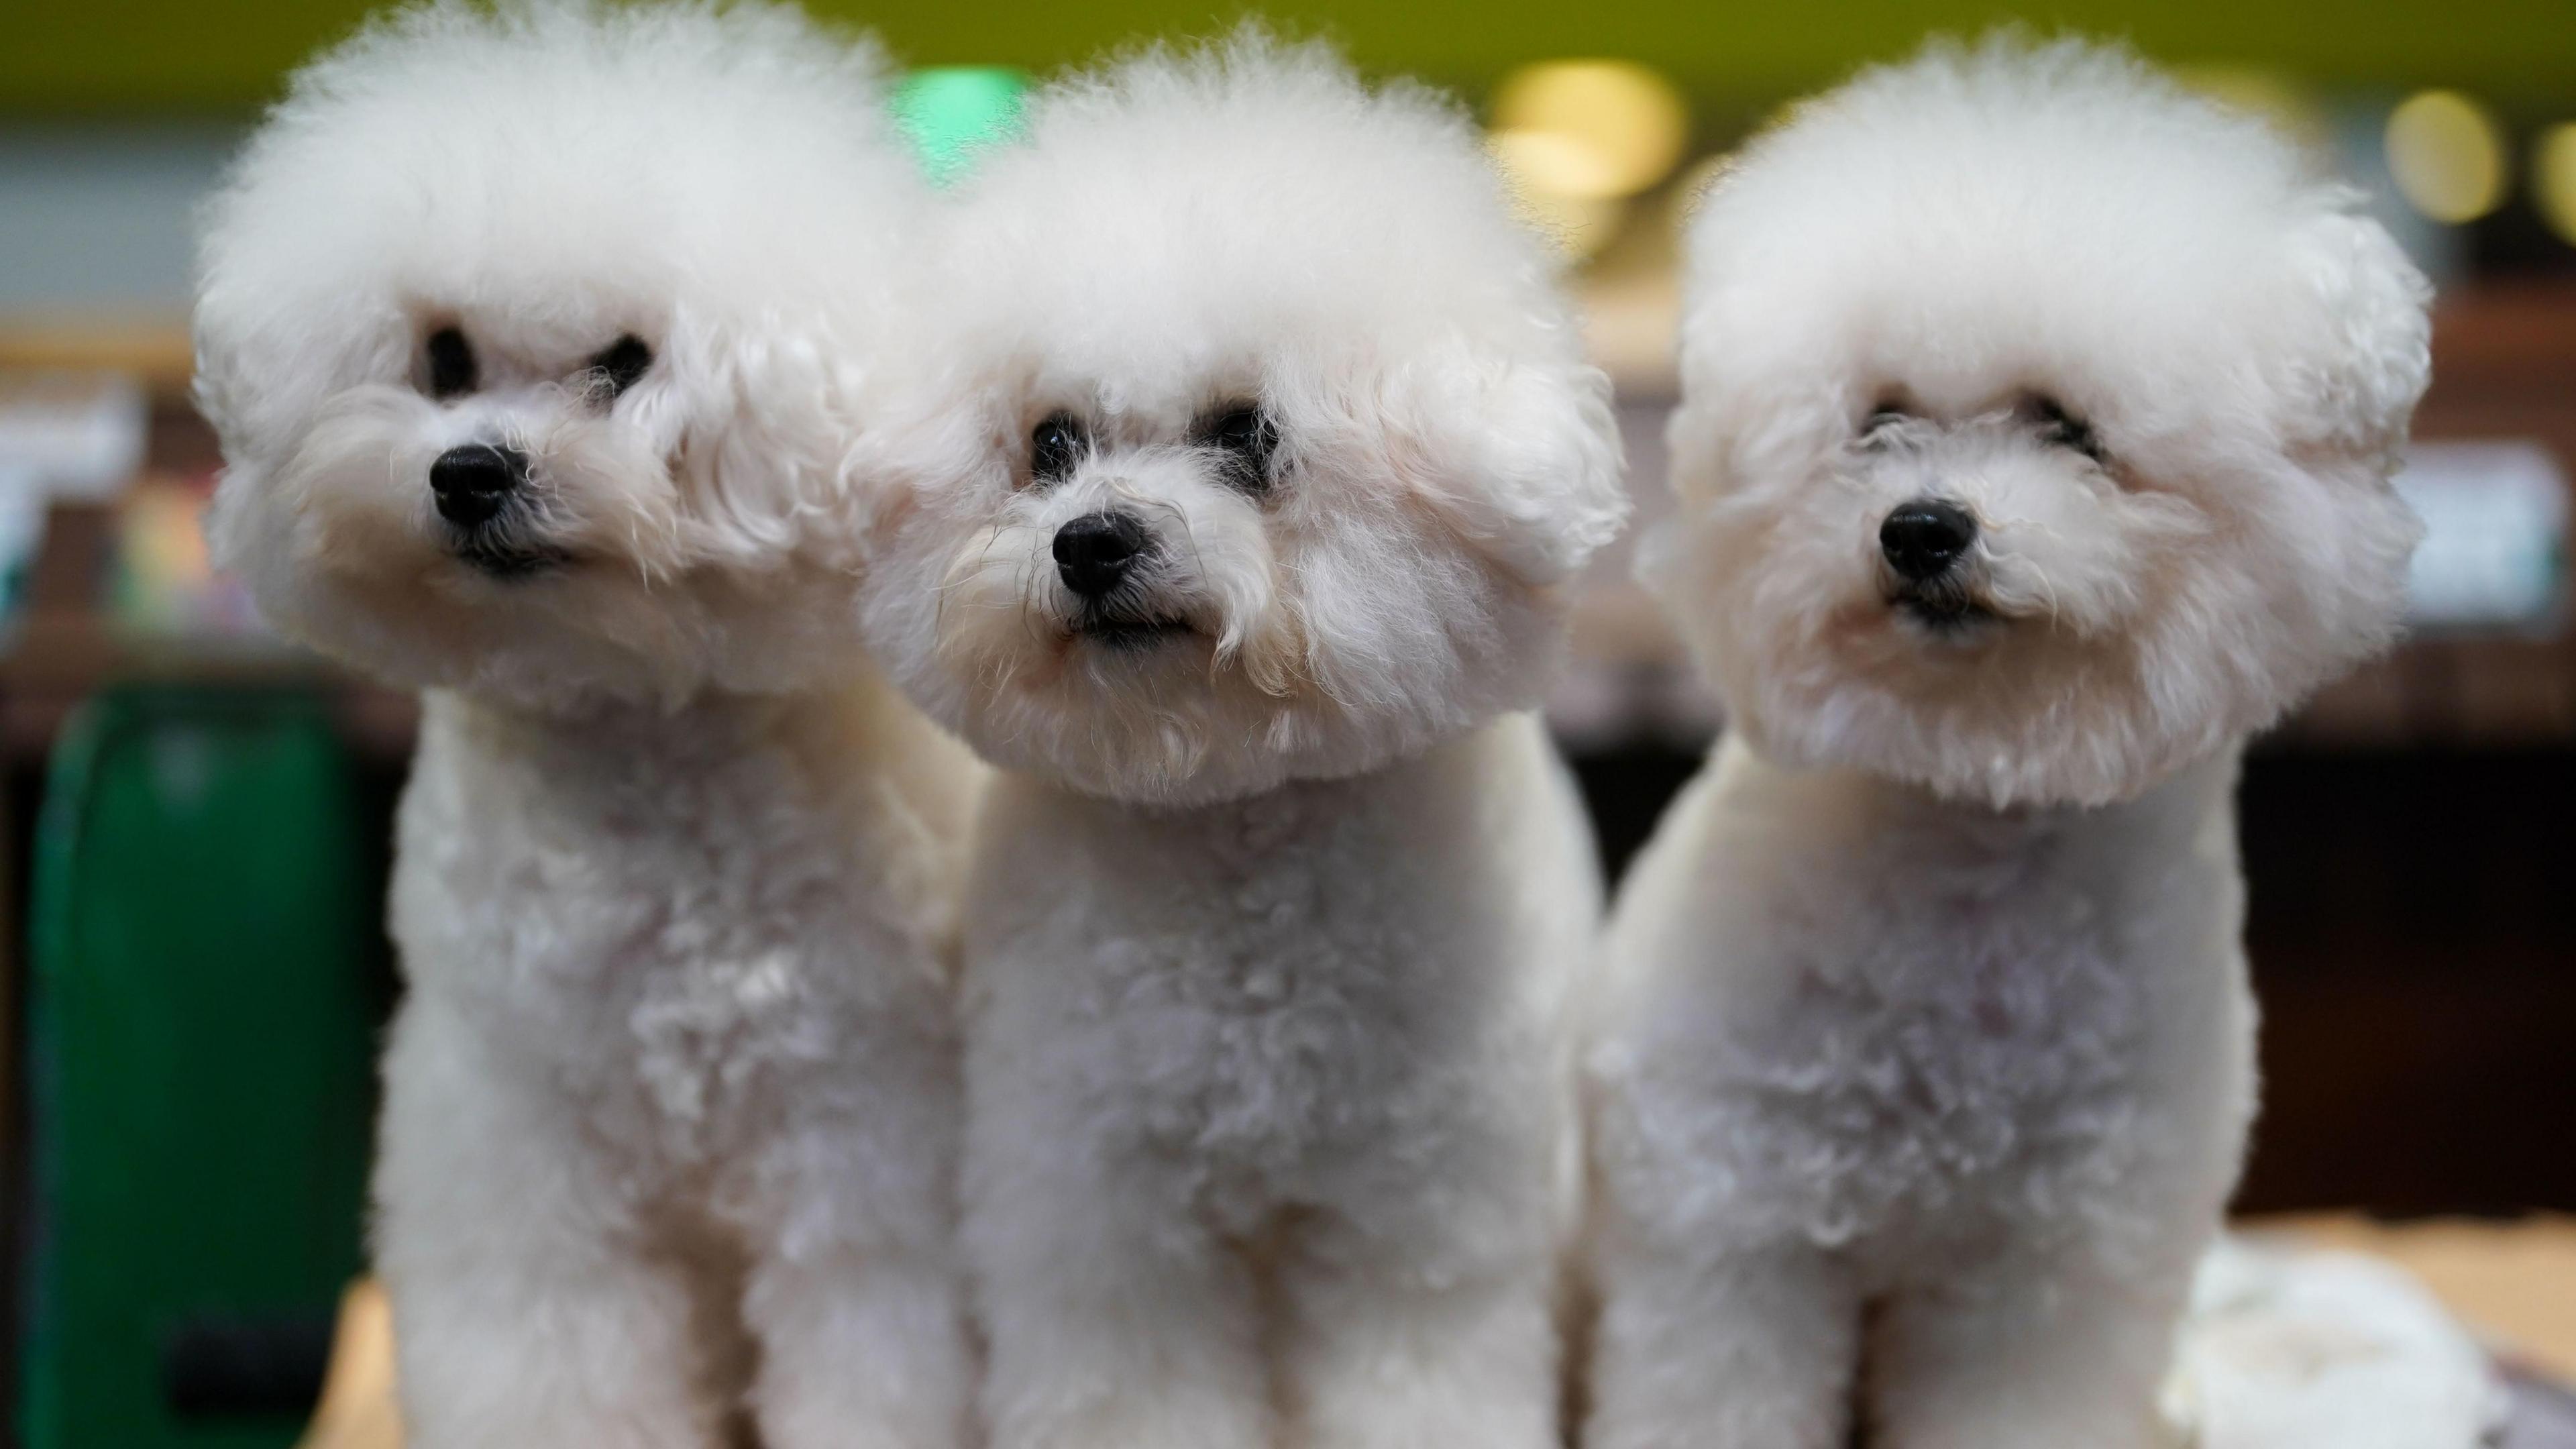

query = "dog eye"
2029;396;2106;463
1860;401;1911;442
425;326;477;399
1196;402;1277;493
1030;411;1087;486
587;335;653;398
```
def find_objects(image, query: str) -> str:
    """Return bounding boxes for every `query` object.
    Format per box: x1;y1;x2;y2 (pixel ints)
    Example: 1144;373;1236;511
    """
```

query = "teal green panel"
894;66;1028;185
21;686;380;1449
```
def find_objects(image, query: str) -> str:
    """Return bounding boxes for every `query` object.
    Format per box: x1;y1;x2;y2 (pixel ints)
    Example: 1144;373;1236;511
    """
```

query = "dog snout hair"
429;443;529;529
1053;510;1152;599
1880;498;1978;582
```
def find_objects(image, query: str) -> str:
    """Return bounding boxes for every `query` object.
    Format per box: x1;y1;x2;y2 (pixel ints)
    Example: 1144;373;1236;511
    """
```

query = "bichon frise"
1585;36;2429;1449
860;34;1627;1449
195;5;979;1446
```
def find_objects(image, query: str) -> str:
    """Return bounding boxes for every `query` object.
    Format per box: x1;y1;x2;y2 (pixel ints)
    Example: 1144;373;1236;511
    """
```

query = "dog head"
196;1;924;709
1655;35;2430;808
865;33;1626;806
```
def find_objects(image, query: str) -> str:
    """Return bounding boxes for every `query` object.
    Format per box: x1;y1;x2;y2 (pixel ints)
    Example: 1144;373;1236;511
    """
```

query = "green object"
6;0;2576;114
894;66;1028;184
21;686;382;1449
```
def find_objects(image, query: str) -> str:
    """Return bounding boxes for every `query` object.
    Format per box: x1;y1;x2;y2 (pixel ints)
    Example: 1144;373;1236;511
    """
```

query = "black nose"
429;443;526;528
1053;511;1150;598
1879;499;1978;582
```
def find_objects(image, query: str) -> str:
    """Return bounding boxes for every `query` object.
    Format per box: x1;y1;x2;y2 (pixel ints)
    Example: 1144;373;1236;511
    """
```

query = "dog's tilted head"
195;1;924;708
1655;34;2430;808
864;32;1626;806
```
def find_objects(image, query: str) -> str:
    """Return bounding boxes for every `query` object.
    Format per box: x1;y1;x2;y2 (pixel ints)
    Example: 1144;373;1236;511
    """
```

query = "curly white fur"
1650;36;2427;812
196;5;979;1446
863;31;1626;810
1588;35;2428;1449
860;33;1627;1449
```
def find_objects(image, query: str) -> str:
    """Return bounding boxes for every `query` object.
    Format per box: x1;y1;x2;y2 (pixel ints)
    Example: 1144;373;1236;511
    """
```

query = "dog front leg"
966;1169;1271;1449
739;1020;975;1449
374;1001;720;1449
1584;1236;1862;1449
1866;1240;2195;1449
1277;1226;1563;1449
744;1236;973;1449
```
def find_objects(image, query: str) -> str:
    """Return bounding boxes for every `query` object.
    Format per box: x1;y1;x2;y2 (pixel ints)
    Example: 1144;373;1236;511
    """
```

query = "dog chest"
1112;864;1492;1177
394;693;947;1173
1747;883;2156;1235
1606;755;2246;1254
971;765;1552;1192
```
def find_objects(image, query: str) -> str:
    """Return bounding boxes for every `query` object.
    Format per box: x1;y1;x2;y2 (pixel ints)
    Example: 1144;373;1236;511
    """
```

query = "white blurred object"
2395;441;2569;630
0;464;46;561
0;369;148;502
2165;1235;2510;1449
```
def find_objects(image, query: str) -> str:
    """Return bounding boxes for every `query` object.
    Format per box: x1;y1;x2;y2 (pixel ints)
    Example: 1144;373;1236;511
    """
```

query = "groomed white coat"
195;5;979;1446
861;34;1628;1449
1587;36;2429;1449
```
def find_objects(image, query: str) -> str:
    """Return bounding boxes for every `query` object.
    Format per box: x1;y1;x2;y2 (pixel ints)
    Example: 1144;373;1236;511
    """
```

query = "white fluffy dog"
195;5;979;1446
860;35;1627;1449
1586;36;2429;1449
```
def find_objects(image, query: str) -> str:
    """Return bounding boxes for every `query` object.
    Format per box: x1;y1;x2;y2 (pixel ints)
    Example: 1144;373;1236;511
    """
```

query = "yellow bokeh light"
2536;123;2576;247
1491;59;1688;201
1485;130;1632;260
1490;127;1625;202
2385;90;2510;225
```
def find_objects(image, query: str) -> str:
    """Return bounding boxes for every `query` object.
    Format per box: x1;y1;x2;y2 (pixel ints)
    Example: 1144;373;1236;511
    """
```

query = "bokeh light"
893;66;1026;185
2385;89;2510;224
1487;132;1629;258
2536;123;2576;248
1490;59;1688;201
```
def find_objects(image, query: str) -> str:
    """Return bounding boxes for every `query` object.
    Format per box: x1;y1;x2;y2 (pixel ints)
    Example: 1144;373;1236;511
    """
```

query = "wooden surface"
294;1218;2576;1449
301;1281;398;1449
2261;1216;2576;1381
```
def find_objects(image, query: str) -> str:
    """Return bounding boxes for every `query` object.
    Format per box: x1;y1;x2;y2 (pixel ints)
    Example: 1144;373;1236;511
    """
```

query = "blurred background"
1;1;2571;1446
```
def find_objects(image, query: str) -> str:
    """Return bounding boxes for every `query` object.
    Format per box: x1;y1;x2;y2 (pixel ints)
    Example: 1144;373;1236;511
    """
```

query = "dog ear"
2279;203;2433;460
1384;339;1629;588
842;356;1018;569
645;307;882;564
2236;203;2433;676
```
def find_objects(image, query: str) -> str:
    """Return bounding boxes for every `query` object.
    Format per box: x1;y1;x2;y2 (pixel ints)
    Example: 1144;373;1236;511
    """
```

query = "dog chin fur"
861;29;1626;808
195;6;979;1446
1587;34;2428;1449
860;34;1627;1449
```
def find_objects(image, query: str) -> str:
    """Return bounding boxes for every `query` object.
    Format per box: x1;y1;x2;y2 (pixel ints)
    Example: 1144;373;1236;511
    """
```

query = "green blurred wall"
10;0;2575;115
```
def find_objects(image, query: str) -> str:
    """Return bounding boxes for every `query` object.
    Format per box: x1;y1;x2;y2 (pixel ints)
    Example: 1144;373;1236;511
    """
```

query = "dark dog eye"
588;334;653;398
2030;396;2106;463
1197;402;1277;493
1030;411;1087;486
1860;400;1911;443
425;326;476;399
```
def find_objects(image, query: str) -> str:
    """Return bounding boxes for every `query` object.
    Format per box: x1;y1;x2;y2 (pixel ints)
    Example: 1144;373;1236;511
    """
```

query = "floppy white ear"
2283;205;2434;458
1387;340;1629;587
660;313;825;547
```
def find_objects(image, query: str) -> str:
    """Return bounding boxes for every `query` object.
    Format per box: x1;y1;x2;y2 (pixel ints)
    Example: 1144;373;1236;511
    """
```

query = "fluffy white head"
864;34;1626;806
196;1;924;708
1656;35;2430;808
